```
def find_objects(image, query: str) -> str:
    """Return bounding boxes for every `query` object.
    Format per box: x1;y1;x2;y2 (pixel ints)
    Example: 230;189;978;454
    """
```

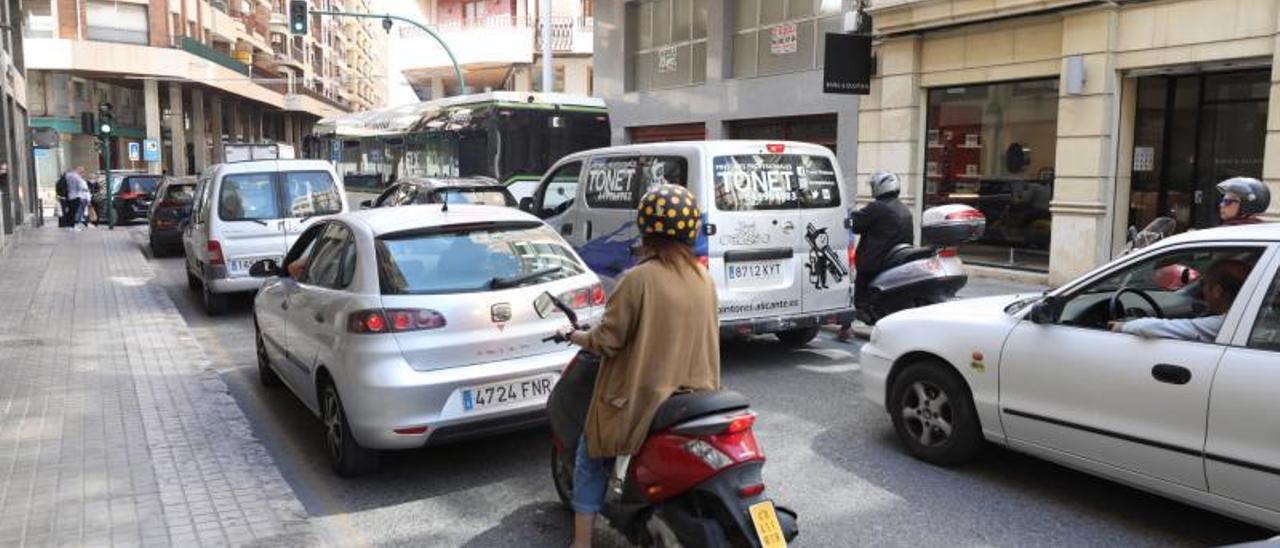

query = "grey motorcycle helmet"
870;171;901;199
1216;177;1271;217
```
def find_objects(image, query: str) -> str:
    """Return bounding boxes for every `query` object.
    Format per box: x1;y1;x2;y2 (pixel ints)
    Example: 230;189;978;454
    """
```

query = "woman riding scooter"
1217;176;1271;226
557;184;721;548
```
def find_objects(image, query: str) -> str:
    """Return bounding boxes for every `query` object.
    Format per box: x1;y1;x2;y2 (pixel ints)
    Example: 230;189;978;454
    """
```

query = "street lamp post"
307;10;468;96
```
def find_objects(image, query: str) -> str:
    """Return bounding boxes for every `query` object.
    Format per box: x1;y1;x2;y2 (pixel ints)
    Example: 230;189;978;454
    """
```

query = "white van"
521;140;854;345
183;159;348;314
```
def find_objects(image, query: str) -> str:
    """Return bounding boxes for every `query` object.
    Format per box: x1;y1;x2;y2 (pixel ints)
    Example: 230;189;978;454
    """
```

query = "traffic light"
97;102;114;135
289;0;308;35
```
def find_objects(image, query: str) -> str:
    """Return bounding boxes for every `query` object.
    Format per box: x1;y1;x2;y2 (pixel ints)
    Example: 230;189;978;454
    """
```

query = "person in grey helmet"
838;171;914;340
1217;176;1271;226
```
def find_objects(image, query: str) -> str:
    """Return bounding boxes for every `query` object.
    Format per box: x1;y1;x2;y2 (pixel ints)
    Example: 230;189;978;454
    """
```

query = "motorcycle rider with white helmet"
838;171;914;339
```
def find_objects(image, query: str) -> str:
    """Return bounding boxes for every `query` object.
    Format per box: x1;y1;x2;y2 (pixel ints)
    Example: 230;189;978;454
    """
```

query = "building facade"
21;0;387;196
398;0;595;98
593;0;859;201
862;0;1280;284
0;0;34;250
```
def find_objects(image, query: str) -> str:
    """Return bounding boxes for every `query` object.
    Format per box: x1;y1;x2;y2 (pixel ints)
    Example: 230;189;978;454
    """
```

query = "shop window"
924;79;1059;272
732;0;842;79
727;114;837;151
626;0;708;91
85;0;149;45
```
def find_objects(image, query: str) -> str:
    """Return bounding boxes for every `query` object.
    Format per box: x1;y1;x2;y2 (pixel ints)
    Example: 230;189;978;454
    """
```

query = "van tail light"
766;143;786;154
561;283;605;310
698;255;709;269
207;240;225;266
847;242;856;271
348;309;447;334
945;209;985;221
939;247;959;258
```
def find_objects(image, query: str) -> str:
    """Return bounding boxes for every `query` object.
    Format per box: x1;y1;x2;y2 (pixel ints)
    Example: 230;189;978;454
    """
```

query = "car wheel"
888;360;983;466
202;280;227;316
149;238;166;258
255;323;282;388
775;327;819;346
321;381;380;477
550;445;574;509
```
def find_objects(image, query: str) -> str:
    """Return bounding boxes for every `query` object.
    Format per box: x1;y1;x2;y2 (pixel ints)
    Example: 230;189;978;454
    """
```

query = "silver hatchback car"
251;204;603;476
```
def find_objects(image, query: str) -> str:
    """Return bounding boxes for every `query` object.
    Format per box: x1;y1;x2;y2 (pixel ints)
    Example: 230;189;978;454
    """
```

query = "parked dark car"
360;177;517;209
109;173;164;223
147;177;196;256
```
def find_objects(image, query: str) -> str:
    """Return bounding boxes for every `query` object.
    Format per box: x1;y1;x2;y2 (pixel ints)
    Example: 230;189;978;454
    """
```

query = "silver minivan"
522;140;854;344
184;159;348;314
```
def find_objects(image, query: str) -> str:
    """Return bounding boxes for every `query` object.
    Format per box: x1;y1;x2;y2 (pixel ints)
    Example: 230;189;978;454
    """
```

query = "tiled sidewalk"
0;226;319;547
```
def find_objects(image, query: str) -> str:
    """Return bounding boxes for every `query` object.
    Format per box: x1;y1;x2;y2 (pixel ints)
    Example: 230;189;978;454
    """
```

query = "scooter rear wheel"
551;445;574;509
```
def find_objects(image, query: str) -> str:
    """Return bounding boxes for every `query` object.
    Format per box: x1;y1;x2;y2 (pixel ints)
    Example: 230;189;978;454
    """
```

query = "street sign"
330;140;340;164
128;142;141;162
143;139;161;162
823;33;873;95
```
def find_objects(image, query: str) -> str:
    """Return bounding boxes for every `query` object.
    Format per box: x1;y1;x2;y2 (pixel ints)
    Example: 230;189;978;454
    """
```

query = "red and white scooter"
540;293;798;548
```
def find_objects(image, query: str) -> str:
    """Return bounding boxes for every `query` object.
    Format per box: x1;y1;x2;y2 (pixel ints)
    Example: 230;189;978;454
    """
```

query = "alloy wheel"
900;381;953;447
324;388;344;465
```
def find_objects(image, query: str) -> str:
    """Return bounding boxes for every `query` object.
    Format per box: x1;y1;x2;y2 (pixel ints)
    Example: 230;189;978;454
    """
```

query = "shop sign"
823;33;872;95
770;23;798;55
657;46;679;74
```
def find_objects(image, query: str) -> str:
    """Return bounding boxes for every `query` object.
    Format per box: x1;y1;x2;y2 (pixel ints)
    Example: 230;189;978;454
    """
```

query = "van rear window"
713;155;841;211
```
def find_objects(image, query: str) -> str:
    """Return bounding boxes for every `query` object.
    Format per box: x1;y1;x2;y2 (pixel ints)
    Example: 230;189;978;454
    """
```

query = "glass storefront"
627;0;709;91
1130;70;1269;232
924;79;1059;272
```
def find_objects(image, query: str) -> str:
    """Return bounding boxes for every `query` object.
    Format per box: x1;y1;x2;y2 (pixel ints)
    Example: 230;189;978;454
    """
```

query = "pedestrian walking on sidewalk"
65;166;91;230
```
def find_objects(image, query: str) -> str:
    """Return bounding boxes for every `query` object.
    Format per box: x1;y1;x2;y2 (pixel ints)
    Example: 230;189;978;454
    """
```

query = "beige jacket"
580;259;721;458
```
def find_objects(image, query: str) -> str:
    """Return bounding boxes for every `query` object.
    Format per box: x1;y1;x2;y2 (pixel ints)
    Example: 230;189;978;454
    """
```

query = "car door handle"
1152;364;1192;385
560;223;573;236
585;221;593;240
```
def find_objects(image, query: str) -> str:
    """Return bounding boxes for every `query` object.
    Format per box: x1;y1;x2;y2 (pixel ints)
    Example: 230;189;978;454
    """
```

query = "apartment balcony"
534;16;594;55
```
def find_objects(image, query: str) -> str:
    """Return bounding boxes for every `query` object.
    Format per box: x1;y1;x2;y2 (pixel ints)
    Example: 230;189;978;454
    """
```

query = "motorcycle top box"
921;204;986;246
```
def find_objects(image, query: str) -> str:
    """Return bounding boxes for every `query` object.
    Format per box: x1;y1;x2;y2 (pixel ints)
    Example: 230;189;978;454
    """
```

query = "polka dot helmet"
637;184;701;247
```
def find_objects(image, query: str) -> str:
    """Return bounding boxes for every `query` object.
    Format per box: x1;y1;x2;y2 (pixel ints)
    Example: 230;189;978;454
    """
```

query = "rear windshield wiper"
246;218;269;227
490;266;563;290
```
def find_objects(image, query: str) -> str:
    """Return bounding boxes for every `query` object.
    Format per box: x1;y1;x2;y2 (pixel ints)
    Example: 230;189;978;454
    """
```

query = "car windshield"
123;177;161;194
376;222;586;294
283;171;343;217
430;188;513;207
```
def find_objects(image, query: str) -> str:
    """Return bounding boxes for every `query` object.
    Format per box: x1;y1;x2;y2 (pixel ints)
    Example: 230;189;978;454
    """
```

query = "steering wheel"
1109;287;1165;321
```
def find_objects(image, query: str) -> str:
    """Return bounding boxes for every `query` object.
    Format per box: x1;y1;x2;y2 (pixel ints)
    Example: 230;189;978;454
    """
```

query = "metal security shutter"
628;123;707;143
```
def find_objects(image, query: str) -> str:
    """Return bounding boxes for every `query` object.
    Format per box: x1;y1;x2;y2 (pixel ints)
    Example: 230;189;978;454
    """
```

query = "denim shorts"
571;435;609;514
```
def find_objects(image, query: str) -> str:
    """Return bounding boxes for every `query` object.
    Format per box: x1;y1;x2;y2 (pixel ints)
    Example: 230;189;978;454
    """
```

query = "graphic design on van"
719;299;800;315
586;159;638;206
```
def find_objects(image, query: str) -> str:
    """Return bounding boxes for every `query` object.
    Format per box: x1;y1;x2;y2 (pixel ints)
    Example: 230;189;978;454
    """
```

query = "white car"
861;223;1280;530
250;204;603;476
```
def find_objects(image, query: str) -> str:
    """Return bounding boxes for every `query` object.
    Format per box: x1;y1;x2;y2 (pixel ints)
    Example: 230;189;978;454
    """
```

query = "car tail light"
154;218;177;230
348;308;446;334
725;414;755;434
945;209;985;221
560;283;605;310
207;240;225;266
847;241;856;271
766;143;786;154
939;247;959;258
118;192;142;200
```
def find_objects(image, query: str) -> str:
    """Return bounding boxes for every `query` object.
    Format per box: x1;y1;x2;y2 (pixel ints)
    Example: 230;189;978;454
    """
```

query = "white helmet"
870;171;901;198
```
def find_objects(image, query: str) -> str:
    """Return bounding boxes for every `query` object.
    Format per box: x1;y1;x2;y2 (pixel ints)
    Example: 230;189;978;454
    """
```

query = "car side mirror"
1028;297;1061;325
249;259;281;278
360;199;373;209
519;197;535;214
